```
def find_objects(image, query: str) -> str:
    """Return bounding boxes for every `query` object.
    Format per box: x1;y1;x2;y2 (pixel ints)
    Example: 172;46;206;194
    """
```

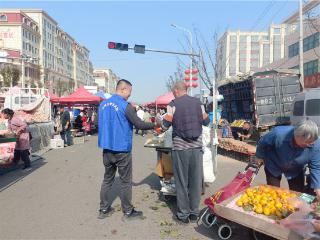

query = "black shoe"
189;214;198;223
22;166;32;172
98;207;115;219
123;208;143;220
173;215;189;225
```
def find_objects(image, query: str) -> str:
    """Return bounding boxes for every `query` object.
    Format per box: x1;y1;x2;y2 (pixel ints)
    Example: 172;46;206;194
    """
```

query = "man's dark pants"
100;150;133;213
60;129;72;146
172;148;203;220
13;149;31;168
265;167;305;192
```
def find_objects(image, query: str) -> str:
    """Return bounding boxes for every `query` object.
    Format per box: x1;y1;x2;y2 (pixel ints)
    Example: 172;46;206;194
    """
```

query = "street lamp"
171;23;194;96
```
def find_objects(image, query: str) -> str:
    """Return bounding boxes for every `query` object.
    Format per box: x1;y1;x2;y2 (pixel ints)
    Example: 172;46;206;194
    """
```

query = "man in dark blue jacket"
255;120;320;199
98;79;156;220
162;81;210;224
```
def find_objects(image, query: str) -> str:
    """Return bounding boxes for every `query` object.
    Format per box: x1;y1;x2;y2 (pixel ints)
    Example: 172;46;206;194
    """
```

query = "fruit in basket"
237;186;297;219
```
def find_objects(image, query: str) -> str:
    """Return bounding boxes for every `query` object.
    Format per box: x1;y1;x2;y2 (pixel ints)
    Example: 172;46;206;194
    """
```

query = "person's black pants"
14;150;31;168
100;150;133;214
265;167;305;192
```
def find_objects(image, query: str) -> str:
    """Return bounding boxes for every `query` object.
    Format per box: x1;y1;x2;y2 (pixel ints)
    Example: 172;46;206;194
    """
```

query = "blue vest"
98;94;133;152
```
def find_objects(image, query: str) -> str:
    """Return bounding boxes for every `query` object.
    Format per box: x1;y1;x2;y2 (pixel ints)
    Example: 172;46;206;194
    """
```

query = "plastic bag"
279;198;317;239
203;147;215;183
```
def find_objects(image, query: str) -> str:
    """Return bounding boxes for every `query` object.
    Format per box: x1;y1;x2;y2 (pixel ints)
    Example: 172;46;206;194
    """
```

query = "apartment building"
93;68;118;94
0;9;94;95
0;10;41;87
216;24;287;81
262;19;320;88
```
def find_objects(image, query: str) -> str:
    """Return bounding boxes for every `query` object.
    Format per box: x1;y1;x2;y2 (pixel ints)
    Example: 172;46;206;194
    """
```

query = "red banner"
305;73;320;88
0;142;16;165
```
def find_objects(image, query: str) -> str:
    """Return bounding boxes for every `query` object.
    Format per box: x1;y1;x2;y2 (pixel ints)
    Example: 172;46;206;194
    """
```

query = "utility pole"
299;0;304;89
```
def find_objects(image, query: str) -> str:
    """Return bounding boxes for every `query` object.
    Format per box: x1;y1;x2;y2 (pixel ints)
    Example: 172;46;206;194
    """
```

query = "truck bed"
218;70;300;129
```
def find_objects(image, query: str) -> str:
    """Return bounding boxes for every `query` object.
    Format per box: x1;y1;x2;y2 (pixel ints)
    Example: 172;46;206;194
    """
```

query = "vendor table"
0;137;17;144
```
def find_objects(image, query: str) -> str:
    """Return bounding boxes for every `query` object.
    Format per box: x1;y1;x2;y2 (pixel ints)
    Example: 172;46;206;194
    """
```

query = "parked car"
290;88;320;130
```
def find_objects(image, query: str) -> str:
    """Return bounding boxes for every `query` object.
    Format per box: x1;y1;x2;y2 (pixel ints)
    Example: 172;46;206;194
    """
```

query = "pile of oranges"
236;185;297;219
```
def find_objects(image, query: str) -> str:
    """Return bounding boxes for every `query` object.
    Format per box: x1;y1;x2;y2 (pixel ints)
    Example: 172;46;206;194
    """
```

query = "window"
293;101;304;116
288;42;299;58
14;97;36;105
262;36;269;41
304;60;318;76
0;14;7;22
273;28;281;34
303;32;320;52
240;36;247;43
306;99;320;116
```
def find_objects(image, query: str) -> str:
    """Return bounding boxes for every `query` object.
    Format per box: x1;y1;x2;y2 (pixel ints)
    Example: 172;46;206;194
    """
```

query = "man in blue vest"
98;79;157;220
162;81;210;224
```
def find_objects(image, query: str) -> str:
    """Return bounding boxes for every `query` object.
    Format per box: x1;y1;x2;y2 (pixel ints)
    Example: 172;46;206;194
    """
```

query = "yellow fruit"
260;199;268;206
263;207;271;216
254;206;263;214
236;200;243;207
275;202;282;209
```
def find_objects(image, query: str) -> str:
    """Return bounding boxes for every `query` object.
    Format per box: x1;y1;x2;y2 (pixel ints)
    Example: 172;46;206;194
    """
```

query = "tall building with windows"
93;68;119;94
262;19;320;88
0;10;41;87
0;9;94;95
216;24;287;81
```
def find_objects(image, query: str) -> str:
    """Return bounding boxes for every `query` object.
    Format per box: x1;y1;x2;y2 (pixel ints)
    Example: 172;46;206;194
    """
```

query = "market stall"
51;86;104;144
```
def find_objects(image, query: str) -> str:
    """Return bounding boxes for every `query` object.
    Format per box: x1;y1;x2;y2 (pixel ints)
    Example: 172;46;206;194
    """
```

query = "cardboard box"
155;151;173;180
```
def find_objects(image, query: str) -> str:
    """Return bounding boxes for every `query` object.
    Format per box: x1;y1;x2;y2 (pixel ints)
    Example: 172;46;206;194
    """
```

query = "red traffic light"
108;42;128;51
108;42;116;49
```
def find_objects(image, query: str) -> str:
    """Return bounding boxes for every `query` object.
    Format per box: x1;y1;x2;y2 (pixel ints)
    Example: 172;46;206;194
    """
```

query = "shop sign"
305;73;320;88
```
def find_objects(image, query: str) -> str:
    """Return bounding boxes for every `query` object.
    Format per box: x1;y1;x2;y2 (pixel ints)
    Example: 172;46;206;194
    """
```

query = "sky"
0;0;299;103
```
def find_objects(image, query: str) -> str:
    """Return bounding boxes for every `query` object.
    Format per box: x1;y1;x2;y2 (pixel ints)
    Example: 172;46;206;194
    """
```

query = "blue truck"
218;69;301;132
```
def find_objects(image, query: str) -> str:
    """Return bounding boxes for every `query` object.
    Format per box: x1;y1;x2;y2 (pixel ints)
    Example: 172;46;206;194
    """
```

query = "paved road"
0;135;272;240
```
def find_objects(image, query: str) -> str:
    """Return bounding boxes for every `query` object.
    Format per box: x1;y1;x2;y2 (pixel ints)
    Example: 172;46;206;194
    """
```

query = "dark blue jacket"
256;126;320;189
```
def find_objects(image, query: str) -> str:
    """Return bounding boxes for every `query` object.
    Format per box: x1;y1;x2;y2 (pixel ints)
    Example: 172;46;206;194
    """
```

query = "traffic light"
134;44;145;54
108;42;128;51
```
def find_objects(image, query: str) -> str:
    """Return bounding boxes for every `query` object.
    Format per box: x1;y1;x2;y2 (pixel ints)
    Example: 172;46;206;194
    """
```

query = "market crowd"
96;78;320;236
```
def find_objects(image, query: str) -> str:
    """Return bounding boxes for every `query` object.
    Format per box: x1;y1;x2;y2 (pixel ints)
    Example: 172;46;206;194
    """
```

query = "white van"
291;88;320;128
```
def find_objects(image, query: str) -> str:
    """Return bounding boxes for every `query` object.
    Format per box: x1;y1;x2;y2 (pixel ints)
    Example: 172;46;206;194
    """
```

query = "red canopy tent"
155;92;175;106
51;86;104;104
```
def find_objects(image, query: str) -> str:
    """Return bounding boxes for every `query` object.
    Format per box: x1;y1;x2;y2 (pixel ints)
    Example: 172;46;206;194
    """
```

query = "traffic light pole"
128;47;200;58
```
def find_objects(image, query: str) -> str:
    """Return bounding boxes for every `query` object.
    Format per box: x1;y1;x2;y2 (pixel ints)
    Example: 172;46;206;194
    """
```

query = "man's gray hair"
294;120;319;141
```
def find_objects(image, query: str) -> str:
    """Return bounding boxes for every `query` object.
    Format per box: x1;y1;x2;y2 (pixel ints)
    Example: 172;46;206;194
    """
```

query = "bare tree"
165;60;185;91
0;65;21;87
167;27;220;92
